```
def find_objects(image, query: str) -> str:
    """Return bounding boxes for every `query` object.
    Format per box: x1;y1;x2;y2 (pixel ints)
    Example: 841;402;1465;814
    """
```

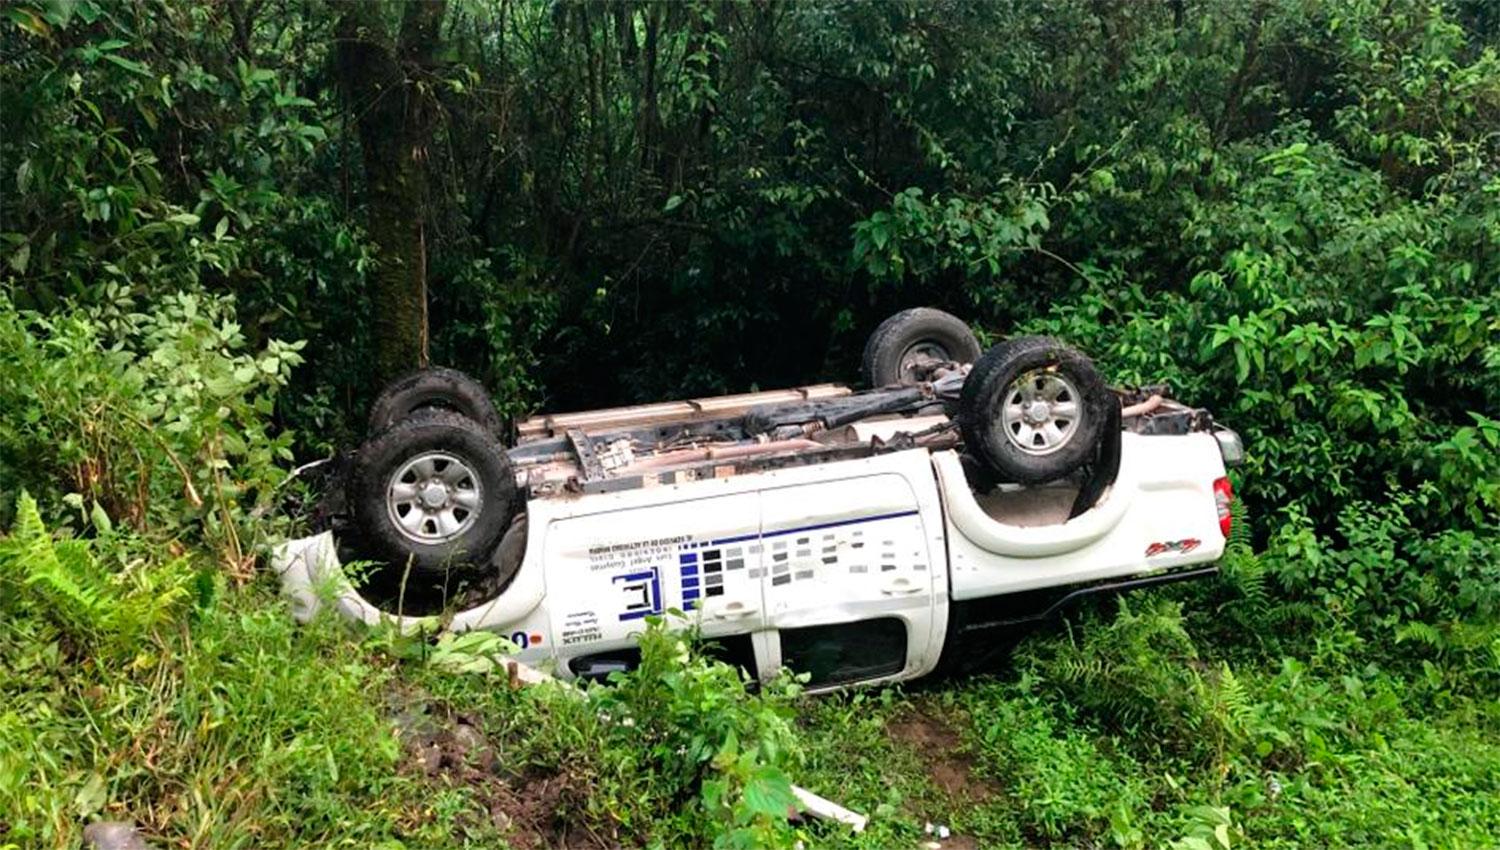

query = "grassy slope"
799;659;1500;849
7;572;1496;849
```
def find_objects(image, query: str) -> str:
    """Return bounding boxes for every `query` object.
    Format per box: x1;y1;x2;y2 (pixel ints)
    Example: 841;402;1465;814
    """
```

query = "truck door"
544;491;766;679
758;473;939;688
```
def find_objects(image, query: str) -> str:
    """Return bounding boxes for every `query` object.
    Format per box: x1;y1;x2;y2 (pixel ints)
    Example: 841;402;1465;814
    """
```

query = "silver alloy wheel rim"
386;451;483;544
898;341;952;382
1000;370;1082;456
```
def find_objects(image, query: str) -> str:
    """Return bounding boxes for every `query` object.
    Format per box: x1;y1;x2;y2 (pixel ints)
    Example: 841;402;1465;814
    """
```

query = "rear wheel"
367;367;503;437
348;410;516;577
958;336;1110;484
862;308;982;387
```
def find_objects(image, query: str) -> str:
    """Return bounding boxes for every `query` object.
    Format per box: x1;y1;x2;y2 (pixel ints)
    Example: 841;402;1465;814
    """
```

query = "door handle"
880;576;924;596
708;600;760;620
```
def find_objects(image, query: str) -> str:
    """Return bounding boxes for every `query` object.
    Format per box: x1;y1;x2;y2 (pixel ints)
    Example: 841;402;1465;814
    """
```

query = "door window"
778;617;907;687
568;633;759;683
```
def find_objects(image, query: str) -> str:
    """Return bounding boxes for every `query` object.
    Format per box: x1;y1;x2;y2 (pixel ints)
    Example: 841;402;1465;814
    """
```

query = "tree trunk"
1217;1;1268;143
336;0;447;381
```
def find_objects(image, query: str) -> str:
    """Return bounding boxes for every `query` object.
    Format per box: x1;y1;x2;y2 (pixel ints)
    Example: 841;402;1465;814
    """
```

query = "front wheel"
347;410;516;577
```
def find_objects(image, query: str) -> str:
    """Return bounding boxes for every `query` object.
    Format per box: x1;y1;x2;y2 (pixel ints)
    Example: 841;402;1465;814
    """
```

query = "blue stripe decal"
708;509;918;547
679;553;698;564
679;565;699;578
682;577;700;589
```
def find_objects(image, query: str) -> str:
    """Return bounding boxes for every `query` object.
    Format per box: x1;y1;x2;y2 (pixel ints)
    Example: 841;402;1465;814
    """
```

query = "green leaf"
41;0;79;27
72;772;106;817
8;242;29;274
103;52;150;76
740;766;795;818
89;501;112;534
4;7;51;37
663;194;684;212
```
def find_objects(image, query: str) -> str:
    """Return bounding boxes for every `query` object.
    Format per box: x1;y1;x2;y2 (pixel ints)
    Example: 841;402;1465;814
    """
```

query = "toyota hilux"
275;308;1243;691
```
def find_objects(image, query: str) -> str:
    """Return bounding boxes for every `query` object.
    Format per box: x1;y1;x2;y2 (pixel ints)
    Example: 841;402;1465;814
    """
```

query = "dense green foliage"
1;0;1497;847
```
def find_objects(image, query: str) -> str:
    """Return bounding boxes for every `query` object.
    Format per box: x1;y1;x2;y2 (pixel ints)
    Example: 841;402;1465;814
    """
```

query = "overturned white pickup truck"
277;308;1242;690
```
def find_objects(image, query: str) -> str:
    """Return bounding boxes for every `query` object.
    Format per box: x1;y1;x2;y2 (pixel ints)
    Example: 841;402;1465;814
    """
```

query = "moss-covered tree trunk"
336;0;447;381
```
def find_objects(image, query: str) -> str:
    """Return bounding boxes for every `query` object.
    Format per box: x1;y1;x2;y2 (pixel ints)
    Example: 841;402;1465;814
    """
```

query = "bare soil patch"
887;711;998;805
390;697;614;849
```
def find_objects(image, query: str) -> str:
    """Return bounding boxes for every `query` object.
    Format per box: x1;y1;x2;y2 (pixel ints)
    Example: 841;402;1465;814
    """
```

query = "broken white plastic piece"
790;785;867;833
271;531;547;635
505;659;558;688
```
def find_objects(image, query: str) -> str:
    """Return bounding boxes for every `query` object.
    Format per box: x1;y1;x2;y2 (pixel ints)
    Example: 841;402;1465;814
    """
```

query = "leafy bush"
458;619;809;849
1264;498;1500;629
942;610;1500;849
0;495;463;848
0;292;302;569
589;621;803;848
963;685;1153;845
1015;598;1210;745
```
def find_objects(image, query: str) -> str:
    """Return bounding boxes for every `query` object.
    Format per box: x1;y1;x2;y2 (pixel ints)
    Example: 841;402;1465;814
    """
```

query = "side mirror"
1213;427;1245;467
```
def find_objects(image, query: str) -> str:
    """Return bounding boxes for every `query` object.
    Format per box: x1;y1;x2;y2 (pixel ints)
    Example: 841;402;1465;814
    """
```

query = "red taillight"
1213;477;1233;538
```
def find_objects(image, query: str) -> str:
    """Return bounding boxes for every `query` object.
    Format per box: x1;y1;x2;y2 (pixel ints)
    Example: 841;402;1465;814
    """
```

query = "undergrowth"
0;289;1495;848
5;487;1496;848
0;492;810;848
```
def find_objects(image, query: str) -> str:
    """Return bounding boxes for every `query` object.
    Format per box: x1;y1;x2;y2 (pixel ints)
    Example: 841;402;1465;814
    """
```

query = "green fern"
1220;549;1271;614
0;492;190;647
0;492;112;637
1226;494;1253;551
1394;619;1500;689
1394;620;1444;649
1266;599;1324;625
1021;598;1209;740
1213;663;1255;734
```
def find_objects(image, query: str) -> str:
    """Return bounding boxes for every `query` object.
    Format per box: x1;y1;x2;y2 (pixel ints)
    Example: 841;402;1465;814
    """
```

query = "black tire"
368;367;503;437
347;410;516;577
959;452;998;495
862;308;982;387
958;336;1110;484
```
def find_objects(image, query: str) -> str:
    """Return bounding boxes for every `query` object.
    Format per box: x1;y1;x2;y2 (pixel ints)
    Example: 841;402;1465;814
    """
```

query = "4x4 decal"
1145;538;1202;557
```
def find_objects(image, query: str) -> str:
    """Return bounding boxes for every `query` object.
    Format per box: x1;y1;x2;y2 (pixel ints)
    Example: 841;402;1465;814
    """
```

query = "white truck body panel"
274;430;1228;689
938;432;1227;599
507;447;948;685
